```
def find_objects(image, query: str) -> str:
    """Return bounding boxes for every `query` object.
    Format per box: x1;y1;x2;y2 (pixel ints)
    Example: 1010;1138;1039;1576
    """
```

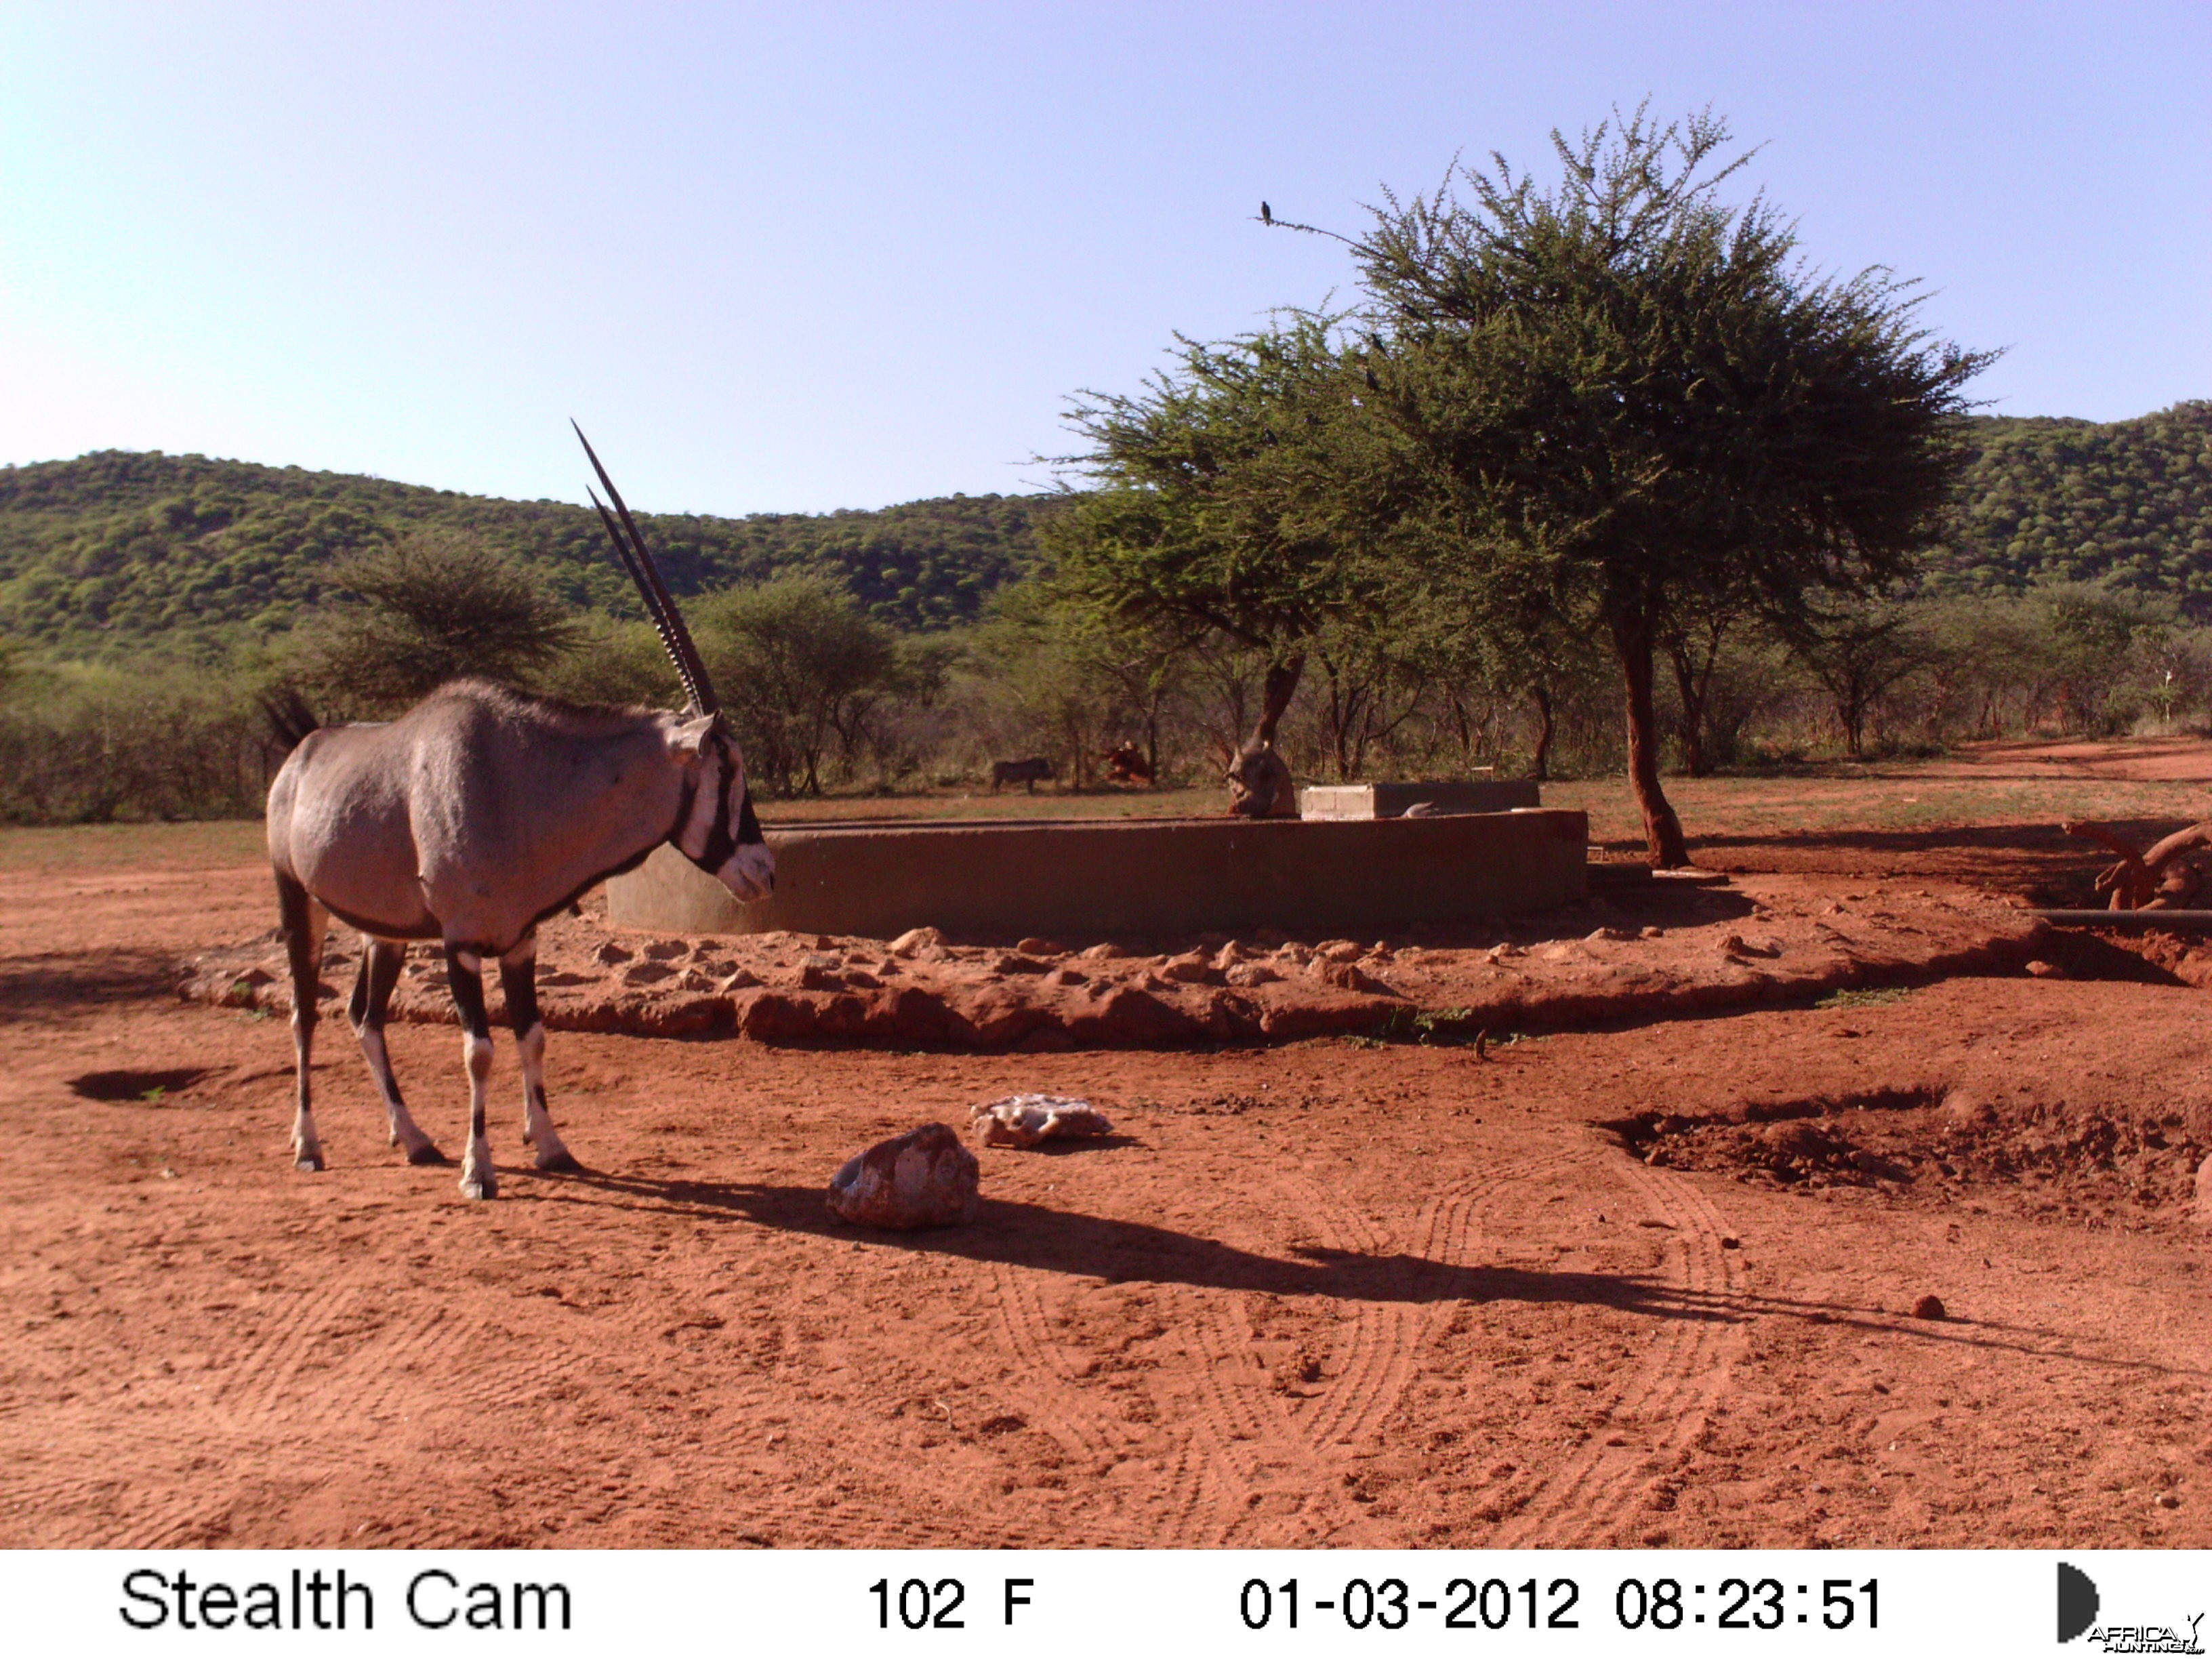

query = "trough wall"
607;810;1589;940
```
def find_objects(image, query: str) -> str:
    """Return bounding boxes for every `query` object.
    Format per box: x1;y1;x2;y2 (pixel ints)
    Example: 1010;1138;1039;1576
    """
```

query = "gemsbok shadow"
520;1166;2199;1375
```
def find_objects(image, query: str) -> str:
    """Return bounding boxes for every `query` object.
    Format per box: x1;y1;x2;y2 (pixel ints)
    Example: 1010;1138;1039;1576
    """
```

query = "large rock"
827;1124;981;1229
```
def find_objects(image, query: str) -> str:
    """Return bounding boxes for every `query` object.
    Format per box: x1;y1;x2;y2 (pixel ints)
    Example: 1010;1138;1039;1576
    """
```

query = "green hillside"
0;450;1051;655
1935;401;2212;606
3;400;2207;657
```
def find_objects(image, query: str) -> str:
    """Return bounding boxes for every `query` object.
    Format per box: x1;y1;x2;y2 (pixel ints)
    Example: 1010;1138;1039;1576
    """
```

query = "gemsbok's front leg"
500;936;578;1172
275;873;329;1172
445;943;499;1200
348;937;447;1166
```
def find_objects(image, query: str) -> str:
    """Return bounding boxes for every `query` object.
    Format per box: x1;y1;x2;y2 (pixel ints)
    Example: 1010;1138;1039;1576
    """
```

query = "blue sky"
1;2;2205;514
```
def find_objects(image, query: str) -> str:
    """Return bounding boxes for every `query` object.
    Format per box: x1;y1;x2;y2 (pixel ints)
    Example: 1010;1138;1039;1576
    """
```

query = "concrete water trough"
607;808;1589;941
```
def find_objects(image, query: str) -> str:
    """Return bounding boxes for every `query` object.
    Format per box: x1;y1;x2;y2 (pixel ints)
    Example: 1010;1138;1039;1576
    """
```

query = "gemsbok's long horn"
572;421;721;716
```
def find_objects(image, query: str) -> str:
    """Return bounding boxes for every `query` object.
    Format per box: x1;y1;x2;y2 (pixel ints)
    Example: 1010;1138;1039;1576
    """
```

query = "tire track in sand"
1294;1159;1549;1456
1491;1152;1746;1547
988;1259;1210;1547
1149;1157;1552;1544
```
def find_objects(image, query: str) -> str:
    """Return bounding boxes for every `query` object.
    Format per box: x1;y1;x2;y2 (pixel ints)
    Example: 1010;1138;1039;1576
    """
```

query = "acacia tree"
1045;318;1395;760
291;529;579;715
694;576;900;796
1338;106;1989;863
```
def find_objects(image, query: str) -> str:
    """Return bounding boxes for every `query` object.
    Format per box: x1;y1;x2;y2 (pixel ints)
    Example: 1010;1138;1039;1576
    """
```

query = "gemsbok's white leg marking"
499;935;577;1172
348;937;445;1166
283;890;329;1172
448;946;499;1201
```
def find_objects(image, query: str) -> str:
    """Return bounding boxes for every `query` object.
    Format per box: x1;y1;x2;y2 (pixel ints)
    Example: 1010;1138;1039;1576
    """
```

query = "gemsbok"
264;426;773;1199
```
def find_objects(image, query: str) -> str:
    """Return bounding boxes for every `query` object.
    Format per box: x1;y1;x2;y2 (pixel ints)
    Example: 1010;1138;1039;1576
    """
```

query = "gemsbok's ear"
668;713;718;757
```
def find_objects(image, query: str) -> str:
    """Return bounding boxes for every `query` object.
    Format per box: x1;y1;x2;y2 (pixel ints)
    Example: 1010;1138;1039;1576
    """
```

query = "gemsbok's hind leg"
445;943;499;1201
500;936;578;1172
348;938;447;1166
274;873;329;1172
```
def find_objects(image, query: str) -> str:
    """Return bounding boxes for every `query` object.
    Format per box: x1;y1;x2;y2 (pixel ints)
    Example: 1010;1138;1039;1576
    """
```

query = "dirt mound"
176;873;2051;1049
1607;1021;2212;1229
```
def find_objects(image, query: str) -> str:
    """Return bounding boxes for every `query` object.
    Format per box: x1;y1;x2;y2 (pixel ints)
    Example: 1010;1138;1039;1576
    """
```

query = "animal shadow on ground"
67;1066;214;1102
1;949;186;1025
523;1169;2191;1375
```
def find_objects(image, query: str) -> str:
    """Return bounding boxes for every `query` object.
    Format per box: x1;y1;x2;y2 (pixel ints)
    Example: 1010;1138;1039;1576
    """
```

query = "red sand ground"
7;758;2212;1549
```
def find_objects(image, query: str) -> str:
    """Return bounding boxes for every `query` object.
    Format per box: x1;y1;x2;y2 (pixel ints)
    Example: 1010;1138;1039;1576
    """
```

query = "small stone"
2158;1493;2182;1509
678;968;713;991
1910;1294;1946;1321
642;938;688;960
1015;937;1065;958
1488;943;1523;962
1317;940;1364;964
717;968;762;992
1639;926;1664;939
1225;962;1282;988
888;927;946;958
1077;942;1130;961
621;961;677;986
826;1124;980;1229
2024;960;2064;979
1586;927;1632;943
593;941;634;965
799;963;843;991
972;1094;1113;1148
1160;953;1217;984
1318;960;1395;996
1212;941;1250;970
1721;1235;1741;1249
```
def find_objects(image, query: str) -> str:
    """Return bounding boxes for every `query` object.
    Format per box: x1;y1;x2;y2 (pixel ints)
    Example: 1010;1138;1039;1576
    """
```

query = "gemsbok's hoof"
405;1142;451;1167
293;1150;325;1172
533;1147;581;1174
459;1172;498;1201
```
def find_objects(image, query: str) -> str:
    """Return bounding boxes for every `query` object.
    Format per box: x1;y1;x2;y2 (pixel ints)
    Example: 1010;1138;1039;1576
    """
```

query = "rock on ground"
826;1123;981;1229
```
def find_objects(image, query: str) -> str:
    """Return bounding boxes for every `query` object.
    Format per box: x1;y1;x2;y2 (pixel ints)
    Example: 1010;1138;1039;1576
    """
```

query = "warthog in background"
991;756;1055;793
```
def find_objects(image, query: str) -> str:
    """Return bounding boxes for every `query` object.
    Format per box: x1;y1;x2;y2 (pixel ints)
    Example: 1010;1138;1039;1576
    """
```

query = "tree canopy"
1043;319;1397;748
286;529;581;715
1343;105;1990;861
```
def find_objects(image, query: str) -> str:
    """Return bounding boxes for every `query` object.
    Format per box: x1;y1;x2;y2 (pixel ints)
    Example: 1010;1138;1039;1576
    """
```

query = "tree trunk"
1614;612;1691;867
1529;684;1555;783
1252;654;1305;749
1666;626;1721;777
